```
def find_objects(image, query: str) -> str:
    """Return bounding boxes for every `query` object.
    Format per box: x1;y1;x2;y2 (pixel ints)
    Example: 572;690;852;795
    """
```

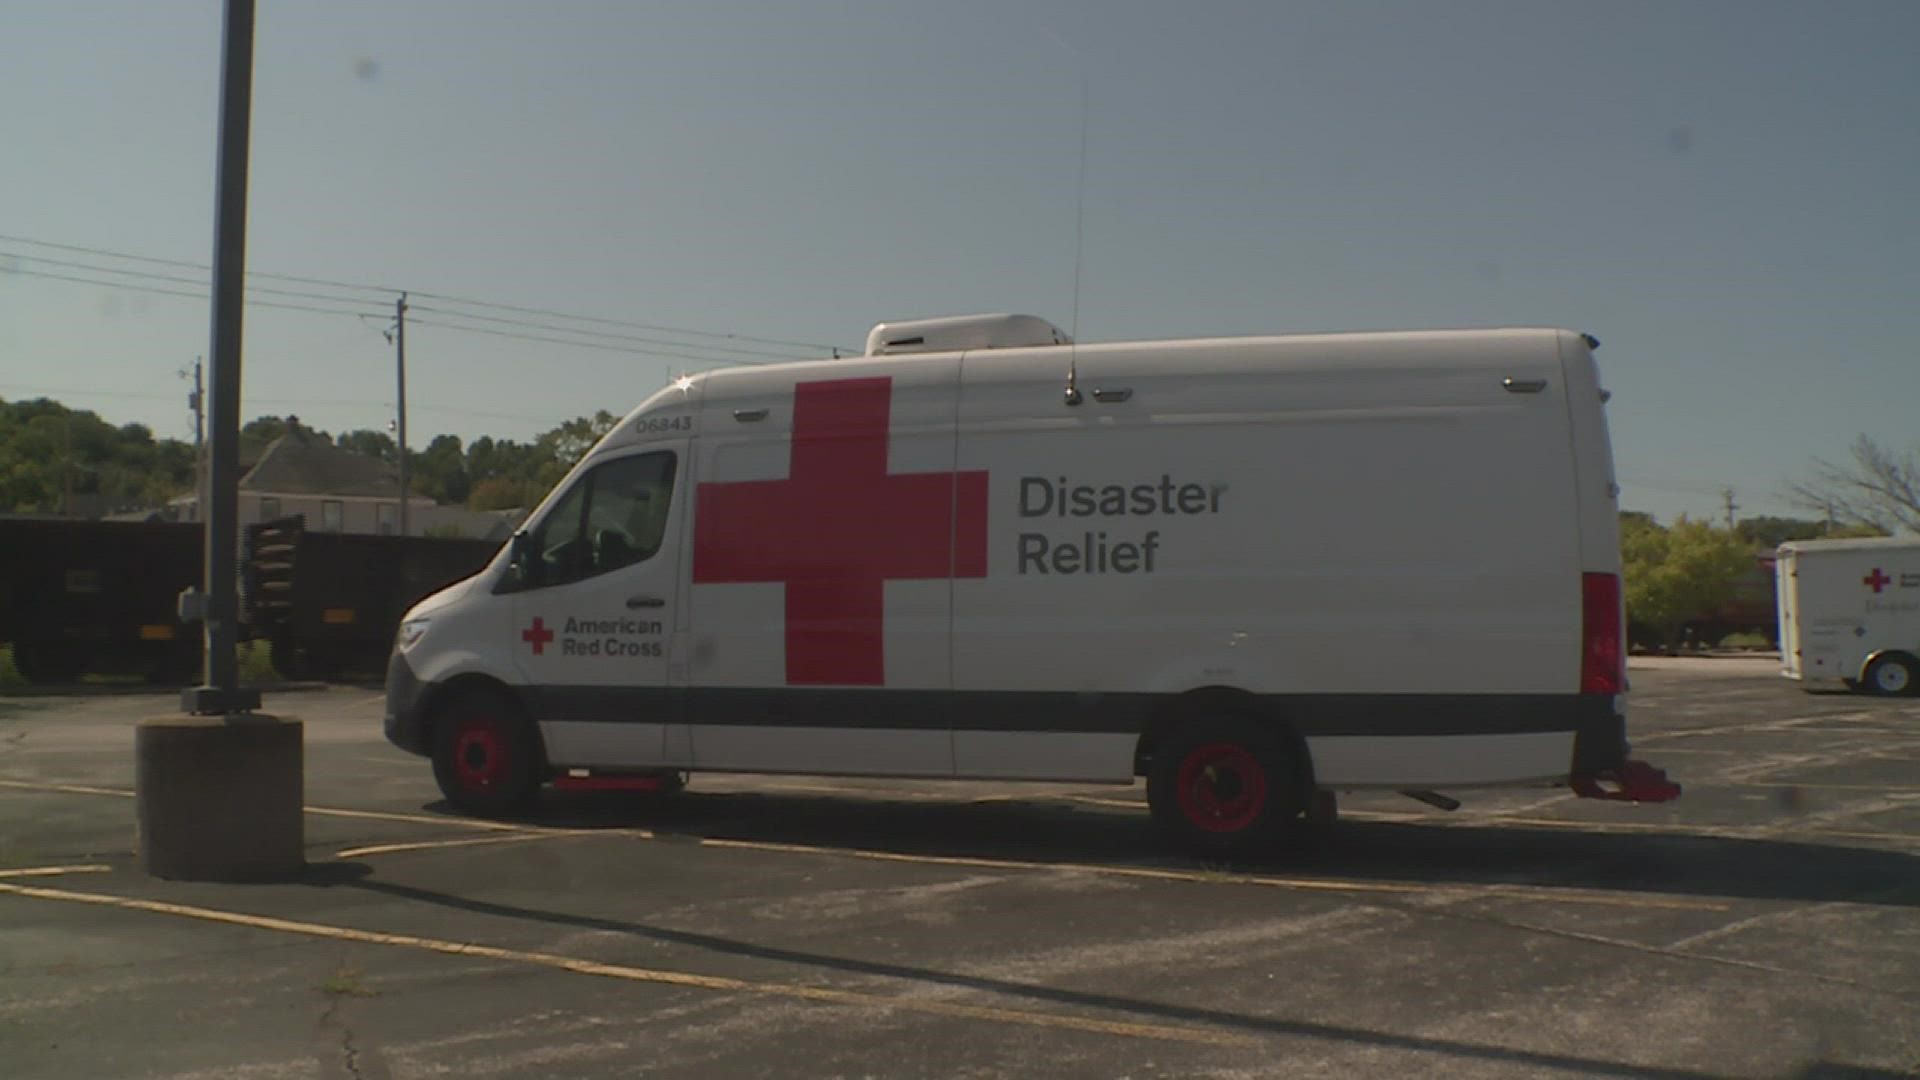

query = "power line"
1;267;385;318
408;289;846;353
0;383;556;425
7;267;786;375
1;250;391;310
407;318;791;368
407;303;812;362
0;232;400;296
0;231;850;352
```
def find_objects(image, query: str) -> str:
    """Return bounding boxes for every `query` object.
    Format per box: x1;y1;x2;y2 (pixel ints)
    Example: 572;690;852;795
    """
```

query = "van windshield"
508;451;676;589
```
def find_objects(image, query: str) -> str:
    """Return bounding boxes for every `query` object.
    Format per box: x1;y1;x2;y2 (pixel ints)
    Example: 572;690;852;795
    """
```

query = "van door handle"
1502;377;1547;394
732;408;769;422
1092;388;1133;403
626;596;666;609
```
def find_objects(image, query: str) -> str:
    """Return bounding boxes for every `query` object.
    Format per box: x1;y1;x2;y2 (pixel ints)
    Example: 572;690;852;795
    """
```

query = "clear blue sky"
3;1;1915;523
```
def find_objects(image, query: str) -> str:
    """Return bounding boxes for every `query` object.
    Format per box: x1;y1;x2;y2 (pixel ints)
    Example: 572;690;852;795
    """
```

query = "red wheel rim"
452;713;510;793
1175;743;1267;833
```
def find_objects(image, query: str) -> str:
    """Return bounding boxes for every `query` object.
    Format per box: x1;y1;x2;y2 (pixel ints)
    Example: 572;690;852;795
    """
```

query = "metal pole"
185;0;261;715
396;292;409;537
190;358;204;522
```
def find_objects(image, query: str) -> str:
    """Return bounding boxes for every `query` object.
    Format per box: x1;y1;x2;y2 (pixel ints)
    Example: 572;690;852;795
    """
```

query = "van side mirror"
508;529;539;588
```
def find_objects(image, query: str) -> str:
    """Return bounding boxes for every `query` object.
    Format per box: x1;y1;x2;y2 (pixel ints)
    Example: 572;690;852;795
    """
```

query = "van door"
501;445;684;768
686;357;965;776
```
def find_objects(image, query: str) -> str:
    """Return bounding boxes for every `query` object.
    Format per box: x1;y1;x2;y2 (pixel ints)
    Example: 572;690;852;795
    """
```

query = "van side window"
508;451;676;590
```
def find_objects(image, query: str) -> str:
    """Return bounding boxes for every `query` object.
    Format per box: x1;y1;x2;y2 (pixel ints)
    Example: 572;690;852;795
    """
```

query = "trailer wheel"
1864;654;1918;697
11;642;89;685
431;687;542;815
1147;716;1304;858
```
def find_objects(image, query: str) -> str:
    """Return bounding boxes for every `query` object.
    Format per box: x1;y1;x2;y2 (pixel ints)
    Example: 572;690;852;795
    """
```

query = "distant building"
167;424;518;540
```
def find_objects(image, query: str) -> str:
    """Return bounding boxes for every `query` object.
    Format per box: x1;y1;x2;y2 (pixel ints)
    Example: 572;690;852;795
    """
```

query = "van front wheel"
432;687;542;815
1147;717;1303;858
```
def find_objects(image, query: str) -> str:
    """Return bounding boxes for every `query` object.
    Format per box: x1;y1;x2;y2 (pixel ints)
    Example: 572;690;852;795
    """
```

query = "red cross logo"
1865;568;1892;593
692;376;988;685
521;617;555;655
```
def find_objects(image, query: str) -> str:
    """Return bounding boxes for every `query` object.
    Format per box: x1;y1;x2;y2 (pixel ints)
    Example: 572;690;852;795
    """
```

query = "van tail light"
1581;572;1625;694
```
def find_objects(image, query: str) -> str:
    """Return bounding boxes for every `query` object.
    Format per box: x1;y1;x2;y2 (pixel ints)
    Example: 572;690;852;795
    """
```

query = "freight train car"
243;516;499;679
0;517;203;684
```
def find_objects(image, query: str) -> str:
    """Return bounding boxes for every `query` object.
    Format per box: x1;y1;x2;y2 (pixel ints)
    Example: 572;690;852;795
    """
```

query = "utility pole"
139;0;300;887
61;416;74;517
1721;488;1739;532
181;0;260;715
186;358;204;520
395;291;409;537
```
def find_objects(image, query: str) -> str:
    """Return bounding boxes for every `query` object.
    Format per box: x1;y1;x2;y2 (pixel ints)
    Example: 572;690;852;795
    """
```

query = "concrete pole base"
136;714;305;882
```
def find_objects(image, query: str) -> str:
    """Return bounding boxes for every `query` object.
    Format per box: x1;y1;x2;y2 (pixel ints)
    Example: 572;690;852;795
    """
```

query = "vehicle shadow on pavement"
341;871;1737;1080
427;789;1920;910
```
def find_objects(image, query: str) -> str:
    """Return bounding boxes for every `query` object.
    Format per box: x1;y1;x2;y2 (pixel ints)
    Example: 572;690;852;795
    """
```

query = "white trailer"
1777;537;1920;695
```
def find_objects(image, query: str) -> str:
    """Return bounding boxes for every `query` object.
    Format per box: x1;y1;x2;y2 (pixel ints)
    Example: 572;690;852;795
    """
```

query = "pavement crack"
318;965;383;1080
339;1018;363;1080
319;992;370;1080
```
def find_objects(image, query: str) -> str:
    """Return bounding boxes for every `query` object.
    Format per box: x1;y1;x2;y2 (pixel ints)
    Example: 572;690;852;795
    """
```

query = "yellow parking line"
0;776;1726;909
0;881;1253;1047
0;864;111;879
1342;809;1918;846
695;837;1727;912
0;779;133;798
0;780;615;838
335;833;578;859
1729;782;1920;793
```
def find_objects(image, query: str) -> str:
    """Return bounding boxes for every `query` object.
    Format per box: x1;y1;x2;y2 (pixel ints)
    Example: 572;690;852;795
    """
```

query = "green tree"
1733;516;1828;549
1622;515;1753;652
468;476;546;511
336;429;398;465
0;398;195;512
539;411;619;470
413;433;470;504
241;415;292;443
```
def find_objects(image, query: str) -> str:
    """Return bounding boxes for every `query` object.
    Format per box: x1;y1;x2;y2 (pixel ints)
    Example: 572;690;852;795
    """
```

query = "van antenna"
1063;62;1089;407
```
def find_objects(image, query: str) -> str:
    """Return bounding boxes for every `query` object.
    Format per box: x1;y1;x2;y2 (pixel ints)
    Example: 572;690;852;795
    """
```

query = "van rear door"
1777;546;1803;678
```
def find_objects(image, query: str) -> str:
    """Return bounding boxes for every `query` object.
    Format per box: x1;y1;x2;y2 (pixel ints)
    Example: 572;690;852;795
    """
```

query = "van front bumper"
384;650;432;757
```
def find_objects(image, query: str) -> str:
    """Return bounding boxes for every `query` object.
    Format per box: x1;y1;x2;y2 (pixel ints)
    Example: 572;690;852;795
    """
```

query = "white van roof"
864;314;1072;356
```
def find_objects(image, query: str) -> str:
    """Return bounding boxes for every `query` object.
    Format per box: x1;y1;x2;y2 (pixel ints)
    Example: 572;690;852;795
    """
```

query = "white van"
1777;536;1920;695
385;315;1678;854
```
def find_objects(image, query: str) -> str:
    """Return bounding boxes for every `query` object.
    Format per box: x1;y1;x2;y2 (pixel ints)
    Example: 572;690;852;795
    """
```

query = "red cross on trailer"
1864;567;1892;593
521;617;555;655
691;376;988;686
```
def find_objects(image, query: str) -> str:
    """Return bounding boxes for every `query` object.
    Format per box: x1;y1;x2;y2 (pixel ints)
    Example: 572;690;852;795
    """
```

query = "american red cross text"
691;377;987;685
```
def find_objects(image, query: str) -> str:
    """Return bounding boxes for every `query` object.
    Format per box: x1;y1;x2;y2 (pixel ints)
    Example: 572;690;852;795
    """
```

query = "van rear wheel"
1147;716;1304;858
1864;654;1918;697
432;687;542;815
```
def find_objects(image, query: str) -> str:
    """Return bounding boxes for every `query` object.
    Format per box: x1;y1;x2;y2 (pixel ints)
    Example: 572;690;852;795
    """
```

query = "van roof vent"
863;314;1071;357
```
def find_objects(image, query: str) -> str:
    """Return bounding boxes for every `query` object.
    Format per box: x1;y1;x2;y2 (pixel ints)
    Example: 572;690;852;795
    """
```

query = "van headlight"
397;617;431;650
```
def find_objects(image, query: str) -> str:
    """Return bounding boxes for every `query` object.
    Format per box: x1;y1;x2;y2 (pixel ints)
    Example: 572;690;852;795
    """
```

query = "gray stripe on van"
524;686;1619;742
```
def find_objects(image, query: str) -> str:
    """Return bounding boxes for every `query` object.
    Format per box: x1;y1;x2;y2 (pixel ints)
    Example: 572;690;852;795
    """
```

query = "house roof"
241;428;431;501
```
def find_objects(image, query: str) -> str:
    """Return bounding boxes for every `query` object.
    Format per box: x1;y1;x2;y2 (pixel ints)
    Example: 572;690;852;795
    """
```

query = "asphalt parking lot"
2;657;1917;1079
